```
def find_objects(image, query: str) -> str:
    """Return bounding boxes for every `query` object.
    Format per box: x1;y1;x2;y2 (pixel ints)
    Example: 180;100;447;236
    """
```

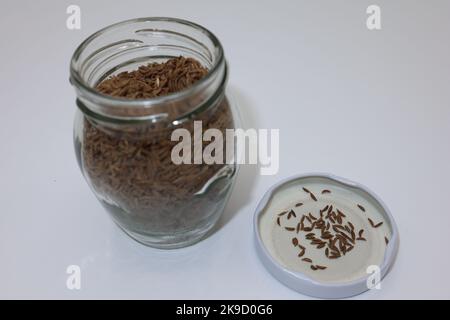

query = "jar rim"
70;17;225;109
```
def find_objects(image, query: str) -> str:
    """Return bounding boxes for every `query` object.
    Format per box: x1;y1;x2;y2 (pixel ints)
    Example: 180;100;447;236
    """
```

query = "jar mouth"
70;17;225;110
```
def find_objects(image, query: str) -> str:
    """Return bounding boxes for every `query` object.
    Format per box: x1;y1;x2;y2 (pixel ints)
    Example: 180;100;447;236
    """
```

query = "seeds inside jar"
81;57;235;239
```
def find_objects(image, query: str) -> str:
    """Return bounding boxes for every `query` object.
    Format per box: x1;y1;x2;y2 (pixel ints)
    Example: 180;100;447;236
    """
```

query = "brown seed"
325;248;329;257
295;203;303;207
288;210;297;220
311;265;318;271
338;231;354;244
299;245;306;250
368;218;375;227
337;209;346;218
300;216;305;224
329;251;341;259
327;205;333;215
356;237;367;241
298;249;305;257
305;215;312;224
306;233;315;238
292;238;299;246
348;222;354;230
310;192;318;202
302;258;312;263
278;211;288;216
302;187;311;194
374;221;384;228
285;227;295;231
308;213;317;221
317;243;326;249
337;233;348;243
357;204;366;212
321;190;331;194
358;229;364;238
331;247;341;256
321;233;333;240
303;227;312;232
276;217;281;226
328;238;334;247
385;236;389;245
338;238;346;252
296;222;301;233
316;265;327;270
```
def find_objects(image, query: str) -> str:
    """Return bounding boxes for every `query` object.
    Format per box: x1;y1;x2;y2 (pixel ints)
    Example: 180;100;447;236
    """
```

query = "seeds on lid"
275;187;389;271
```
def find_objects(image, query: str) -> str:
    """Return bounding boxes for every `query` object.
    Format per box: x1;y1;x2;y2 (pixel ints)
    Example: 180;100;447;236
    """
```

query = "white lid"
253;173;399;298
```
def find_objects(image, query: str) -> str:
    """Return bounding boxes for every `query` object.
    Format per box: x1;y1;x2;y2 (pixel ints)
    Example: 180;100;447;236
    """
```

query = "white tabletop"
1;0;450;299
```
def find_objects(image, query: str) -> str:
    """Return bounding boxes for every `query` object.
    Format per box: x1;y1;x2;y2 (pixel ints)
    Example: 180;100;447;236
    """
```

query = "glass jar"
70;18;238;249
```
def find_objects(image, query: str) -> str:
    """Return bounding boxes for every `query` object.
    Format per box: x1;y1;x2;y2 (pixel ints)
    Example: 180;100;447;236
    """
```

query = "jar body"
71;18;238;248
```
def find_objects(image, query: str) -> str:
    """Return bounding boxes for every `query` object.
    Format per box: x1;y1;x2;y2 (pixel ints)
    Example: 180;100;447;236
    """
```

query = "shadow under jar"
70;18;238;249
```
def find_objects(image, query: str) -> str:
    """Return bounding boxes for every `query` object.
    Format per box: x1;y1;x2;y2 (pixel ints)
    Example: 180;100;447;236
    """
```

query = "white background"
1;0;450;299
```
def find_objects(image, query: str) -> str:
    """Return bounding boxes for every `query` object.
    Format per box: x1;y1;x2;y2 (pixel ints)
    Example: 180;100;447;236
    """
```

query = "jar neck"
70;18;226;124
